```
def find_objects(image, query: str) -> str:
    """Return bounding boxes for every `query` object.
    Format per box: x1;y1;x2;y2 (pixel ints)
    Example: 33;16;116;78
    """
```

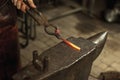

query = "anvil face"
13;32;108;80
13;37;96;80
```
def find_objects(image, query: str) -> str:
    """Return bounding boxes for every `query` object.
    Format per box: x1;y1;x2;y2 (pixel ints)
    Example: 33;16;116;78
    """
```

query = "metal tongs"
24;0;80;51
25;7;61;39
23;0;61;39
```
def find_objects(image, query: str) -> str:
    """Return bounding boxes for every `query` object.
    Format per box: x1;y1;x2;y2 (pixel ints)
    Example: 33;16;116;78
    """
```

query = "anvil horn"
87;31;108;60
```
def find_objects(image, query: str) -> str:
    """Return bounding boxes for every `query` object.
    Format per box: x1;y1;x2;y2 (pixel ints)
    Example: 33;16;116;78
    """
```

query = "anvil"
13;31;108;80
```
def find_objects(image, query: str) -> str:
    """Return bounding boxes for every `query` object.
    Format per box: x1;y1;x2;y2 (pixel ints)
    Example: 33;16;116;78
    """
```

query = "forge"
13;31;108;80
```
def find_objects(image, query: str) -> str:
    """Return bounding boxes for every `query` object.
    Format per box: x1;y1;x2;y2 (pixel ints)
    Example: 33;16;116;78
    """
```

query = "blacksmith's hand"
11;0;36;13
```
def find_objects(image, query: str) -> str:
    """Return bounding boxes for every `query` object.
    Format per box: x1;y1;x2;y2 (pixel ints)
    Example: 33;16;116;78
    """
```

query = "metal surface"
87;31;108;60
13;32;108;80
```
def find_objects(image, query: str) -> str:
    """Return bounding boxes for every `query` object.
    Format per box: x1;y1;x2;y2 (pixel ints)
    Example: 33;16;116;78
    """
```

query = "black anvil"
13;31;108;80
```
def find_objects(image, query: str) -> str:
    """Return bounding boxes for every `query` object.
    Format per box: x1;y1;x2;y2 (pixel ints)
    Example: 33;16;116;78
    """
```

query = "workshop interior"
0;0;120;80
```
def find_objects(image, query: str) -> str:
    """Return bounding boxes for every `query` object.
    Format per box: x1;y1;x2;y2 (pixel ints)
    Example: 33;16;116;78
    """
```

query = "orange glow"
61;38;81;51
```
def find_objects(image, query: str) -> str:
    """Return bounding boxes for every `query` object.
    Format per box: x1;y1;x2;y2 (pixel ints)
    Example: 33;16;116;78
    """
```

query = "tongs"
24;3;62;40
24;0;80;51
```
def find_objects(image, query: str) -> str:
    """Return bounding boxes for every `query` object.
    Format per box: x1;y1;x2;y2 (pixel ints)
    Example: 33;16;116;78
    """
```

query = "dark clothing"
0;0;20;80
0;0;17;27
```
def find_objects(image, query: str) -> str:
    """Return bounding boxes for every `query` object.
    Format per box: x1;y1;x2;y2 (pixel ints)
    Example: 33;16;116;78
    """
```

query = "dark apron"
0;0;20;80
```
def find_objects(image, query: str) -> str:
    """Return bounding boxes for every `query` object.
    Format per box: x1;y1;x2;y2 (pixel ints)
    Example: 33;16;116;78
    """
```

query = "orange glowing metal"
61;38;81;51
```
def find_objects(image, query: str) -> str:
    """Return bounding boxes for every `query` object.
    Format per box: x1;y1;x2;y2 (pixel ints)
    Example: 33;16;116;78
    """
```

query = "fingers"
21;2;29;13
11;0;36;13
16;0;22;9
28;0;36;8
13;0;17;6
12;0;23;9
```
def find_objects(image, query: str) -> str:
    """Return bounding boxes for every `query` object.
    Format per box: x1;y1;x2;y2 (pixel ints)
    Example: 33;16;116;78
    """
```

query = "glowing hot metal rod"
44;24;81;51
61;38;81;51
